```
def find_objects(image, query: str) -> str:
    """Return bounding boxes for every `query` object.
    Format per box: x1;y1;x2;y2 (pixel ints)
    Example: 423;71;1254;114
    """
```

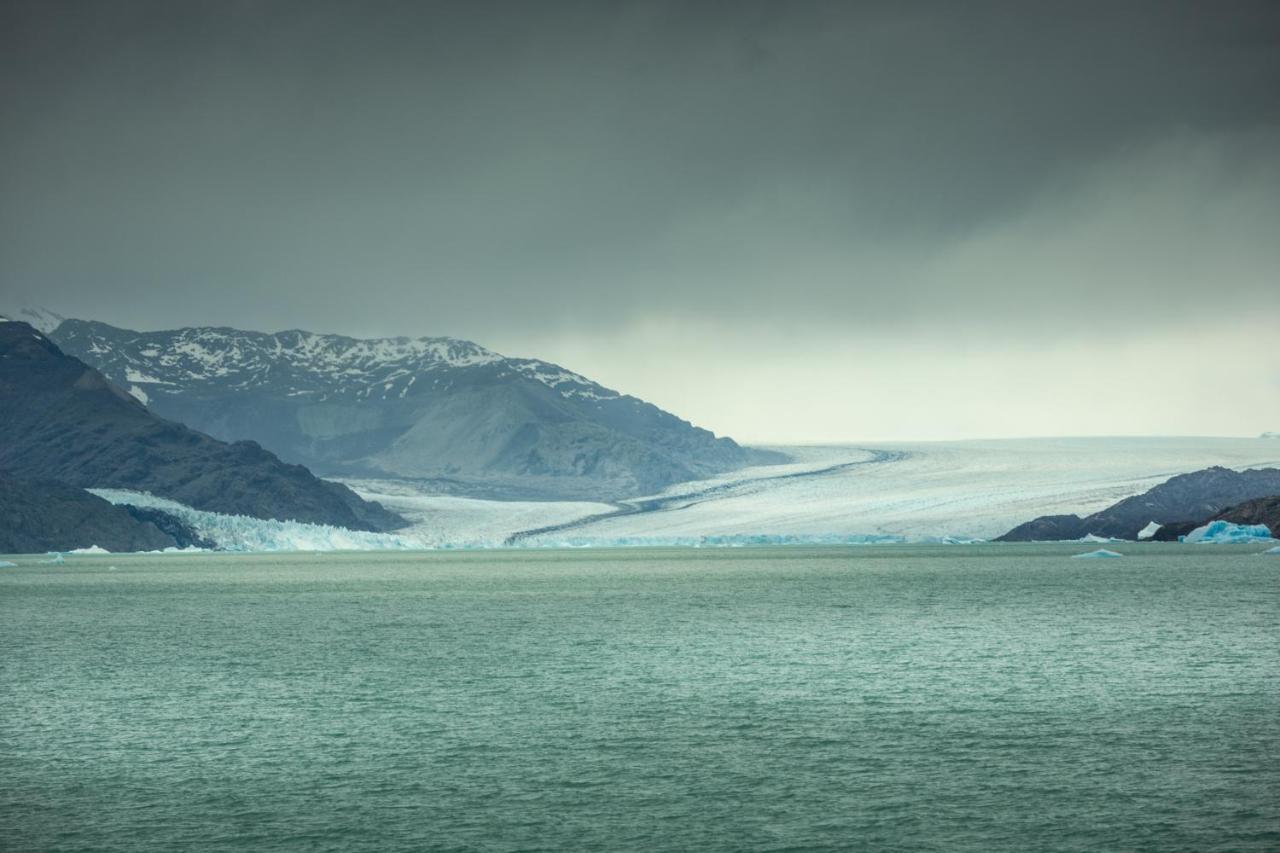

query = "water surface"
2;545;1277;851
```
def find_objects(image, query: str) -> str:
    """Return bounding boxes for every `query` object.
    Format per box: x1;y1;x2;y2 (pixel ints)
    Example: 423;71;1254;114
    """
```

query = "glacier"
1181;520;1274;545
351;437;1280;547
1072;549;1124;559
521;533;908;549
88;489;425;552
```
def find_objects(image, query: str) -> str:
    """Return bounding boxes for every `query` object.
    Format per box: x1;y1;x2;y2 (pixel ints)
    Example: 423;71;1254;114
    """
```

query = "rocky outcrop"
996;466;1280;541
0;321;405;531
1150;494;1280;541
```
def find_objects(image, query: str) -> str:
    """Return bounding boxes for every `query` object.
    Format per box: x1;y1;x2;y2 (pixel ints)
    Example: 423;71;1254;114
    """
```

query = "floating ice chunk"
40;552;65;564
69;545;110;554
1181;520;1273;544
1072;548;1123;559
0;560;16;568
1137;521;1161;540
1078;533;1116;543
1264;545;1280;555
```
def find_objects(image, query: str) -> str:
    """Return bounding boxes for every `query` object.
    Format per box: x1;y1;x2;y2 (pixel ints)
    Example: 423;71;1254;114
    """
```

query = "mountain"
49;319;784;500
0;319;404;532
995;466;1280;541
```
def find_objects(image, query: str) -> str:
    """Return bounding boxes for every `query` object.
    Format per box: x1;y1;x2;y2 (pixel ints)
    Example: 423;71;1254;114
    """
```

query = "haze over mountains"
49;317;781;500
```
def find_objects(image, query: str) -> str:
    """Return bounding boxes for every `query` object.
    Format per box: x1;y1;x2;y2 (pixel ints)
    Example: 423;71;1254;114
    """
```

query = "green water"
2;545;1277;851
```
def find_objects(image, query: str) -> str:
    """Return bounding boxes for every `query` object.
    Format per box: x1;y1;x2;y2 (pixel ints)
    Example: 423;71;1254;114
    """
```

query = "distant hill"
0;319;404;532
49;318;784;500
995;466;1280;541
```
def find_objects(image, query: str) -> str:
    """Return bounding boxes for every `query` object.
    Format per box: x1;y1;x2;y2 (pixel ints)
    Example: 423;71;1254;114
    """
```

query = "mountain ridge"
50;317;784;500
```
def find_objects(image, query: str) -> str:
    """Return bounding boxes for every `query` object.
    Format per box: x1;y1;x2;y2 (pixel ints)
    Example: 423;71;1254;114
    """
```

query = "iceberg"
1078;533;1117;543
1181;520;1274;544
1072;549;1123;559
40;552;65;564
69;545;111;554
87;489;426;553
1263;545;1280;555
0;560;16;568
1137;521;1161;540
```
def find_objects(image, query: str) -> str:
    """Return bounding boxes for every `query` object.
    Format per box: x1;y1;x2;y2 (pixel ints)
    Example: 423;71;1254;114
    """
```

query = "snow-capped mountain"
50;318;782;500
0;320;404;533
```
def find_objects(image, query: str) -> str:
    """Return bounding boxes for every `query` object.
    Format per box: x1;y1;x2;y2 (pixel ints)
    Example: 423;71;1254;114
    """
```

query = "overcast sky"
2;1;1278;442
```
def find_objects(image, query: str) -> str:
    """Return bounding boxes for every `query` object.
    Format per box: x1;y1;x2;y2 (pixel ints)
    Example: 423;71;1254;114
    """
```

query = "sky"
2;0;1278;443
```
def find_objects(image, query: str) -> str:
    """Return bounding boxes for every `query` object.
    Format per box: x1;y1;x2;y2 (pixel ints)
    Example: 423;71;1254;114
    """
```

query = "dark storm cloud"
2;0;1279;339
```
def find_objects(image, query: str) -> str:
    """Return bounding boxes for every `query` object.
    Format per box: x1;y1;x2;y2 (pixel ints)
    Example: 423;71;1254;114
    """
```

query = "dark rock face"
0;473;178;553
1148;521;1201;542
0;321;404;532
996;466;1280;541
122;506;217;550
1151;494;1280;541
50;319;787;500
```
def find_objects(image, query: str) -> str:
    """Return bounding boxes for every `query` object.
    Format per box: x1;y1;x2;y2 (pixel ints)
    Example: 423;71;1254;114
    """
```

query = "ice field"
351;436;1280;546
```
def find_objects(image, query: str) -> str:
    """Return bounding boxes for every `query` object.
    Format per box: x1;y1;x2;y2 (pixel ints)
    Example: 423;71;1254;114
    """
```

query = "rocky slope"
995;466;1280;541
50;319;784;500
0;320;404;531
1149;494;1280;541
0;473;183;553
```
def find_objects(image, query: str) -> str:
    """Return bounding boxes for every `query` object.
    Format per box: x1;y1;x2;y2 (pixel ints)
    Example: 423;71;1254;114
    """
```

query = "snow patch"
129;385;149;405
124;368;168;384
1181;520;1274;544
1137;521;1161;540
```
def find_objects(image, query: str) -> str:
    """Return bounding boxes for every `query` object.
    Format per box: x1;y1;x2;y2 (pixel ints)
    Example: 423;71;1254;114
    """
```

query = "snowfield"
351;437;1280;546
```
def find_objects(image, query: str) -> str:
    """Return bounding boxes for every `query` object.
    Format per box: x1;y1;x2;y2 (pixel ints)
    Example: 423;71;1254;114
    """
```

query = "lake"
2;545;1277;851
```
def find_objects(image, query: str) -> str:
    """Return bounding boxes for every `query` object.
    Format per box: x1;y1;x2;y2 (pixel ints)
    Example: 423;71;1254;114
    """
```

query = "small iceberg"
1181;520;1274;544
39;552;65;565
1137;521;1161;540
1073;548;1124;559
1263;545;1280;555
1078;533;1116;543
0;560;16;568
69;545;110;555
